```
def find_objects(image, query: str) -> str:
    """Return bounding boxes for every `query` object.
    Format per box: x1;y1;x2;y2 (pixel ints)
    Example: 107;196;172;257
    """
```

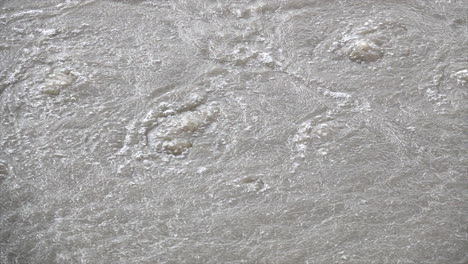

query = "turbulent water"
0;0;467;263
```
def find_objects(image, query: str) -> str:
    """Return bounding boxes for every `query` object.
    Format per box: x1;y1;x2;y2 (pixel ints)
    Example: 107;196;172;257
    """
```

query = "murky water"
0;0;467;263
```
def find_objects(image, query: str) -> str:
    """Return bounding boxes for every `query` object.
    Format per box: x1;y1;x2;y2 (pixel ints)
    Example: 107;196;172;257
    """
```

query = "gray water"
0;0;467;263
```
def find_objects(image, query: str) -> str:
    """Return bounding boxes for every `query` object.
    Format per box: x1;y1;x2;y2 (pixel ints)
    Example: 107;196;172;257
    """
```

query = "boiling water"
0;0;467;263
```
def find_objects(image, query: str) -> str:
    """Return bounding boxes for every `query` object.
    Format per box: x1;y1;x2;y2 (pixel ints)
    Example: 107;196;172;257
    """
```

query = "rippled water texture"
0;0;467;263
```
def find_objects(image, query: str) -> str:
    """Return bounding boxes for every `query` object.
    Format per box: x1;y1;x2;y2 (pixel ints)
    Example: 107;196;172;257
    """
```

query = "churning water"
0;0;467;263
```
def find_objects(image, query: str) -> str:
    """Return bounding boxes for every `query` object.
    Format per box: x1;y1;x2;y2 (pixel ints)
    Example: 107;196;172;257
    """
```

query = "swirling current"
0;0;467;263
